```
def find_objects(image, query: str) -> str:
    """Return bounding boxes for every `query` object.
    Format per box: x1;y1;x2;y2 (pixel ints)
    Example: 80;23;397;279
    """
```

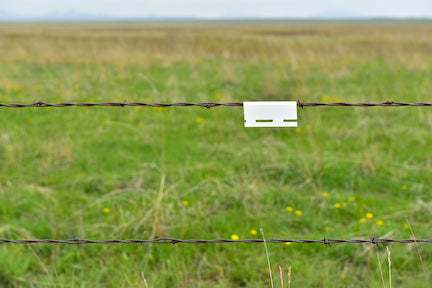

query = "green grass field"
0;21;432;287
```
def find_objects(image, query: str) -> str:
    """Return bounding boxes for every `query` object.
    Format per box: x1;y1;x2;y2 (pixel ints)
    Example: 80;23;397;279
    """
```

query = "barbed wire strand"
0;101;432;109
1;237;432;245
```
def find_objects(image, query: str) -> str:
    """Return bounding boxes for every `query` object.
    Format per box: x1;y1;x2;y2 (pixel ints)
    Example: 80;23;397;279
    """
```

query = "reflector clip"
243;101;298;127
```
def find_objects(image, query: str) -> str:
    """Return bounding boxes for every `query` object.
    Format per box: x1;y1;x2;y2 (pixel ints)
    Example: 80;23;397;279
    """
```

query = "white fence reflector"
243;101;298;127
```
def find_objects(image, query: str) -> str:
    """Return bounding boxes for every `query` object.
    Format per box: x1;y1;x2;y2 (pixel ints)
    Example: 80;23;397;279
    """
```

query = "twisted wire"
1;238;431;245
0;102;242;108
298;101;432;108
0;101;431;109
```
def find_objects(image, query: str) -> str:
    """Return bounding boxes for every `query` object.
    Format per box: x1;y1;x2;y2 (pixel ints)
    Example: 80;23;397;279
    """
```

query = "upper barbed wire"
0;101;432;109
0;101;242;108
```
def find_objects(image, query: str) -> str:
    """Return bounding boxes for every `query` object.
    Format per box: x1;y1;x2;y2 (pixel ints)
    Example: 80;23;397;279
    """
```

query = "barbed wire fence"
1;237;431;245
1;101;432;108
1;100;431;246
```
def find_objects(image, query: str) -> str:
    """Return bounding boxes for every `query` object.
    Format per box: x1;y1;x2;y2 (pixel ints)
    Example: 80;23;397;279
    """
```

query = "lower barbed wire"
1;238;431;245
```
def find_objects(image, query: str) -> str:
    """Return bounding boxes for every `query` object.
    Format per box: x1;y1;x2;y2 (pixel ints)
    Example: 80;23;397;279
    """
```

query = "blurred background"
0;1;432;287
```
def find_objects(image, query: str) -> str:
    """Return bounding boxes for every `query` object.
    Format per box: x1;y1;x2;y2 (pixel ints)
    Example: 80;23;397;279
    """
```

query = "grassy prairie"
0;21;432;287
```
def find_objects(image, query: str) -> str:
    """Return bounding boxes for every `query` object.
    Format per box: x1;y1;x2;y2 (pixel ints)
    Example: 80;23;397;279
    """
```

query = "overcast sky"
1;0;432;18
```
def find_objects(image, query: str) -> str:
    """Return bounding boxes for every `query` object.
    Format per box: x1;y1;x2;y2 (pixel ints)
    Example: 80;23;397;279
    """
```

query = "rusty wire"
0;101;432;109
298;101;432;108
1;237;431;245
0;101;242;108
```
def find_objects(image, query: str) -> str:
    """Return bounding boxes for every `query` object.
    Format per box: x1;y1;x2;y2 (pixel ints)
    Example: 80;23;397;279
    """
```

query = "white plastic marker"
243;101;298;127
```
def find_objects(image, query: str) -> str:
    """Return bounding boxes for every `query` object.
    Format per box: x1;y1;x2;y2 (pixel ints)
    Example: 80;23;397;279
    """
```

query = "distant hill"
0;10;119;21
0;10;200;22
0;10;430;22
313;11;366;19
0;10;23;21
38;11;115;21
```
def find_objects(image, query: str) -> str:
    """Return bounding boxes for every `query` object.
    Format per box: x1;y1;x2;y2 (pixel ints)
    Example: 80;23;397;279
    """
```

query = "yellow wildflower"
334;203;341;208
322;192;329;197
322;96;331;103
103;208;110;213
250;229;257;235
295;210;303;216
377;220;384;226
342;202;348;207
366;213;374;219
324;227;330;232
296;128;301;133
404;224;410;229
196;117;205;123
306;124;312;130
230;234;239;240
349;197;355;202
360;218;367;223
286;206;293;212
285;242;292;245
401;185;408;190
182;201;189;206
7;145;13;151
